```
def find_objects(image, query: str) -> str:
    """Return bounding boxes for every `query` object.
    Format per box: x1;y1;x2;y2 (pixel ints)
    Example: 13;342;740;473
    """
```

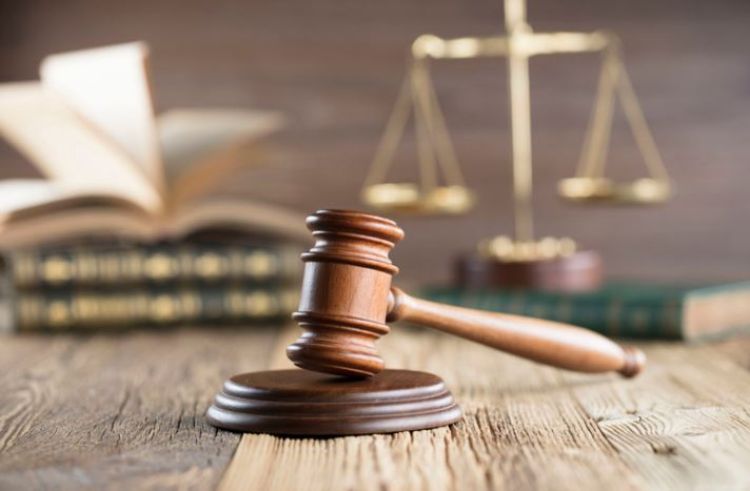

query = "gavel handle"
387;287;645;377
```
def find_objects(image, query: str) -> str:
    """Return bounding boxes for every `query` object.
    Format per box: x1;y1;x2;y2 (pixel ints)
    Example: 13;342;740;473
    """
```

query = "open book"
0;42;308;249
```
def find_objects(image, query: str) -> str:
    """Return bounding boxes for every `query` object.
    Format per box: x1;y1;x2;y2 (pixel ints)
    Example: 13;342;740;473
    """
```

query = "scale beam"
412;31;613;61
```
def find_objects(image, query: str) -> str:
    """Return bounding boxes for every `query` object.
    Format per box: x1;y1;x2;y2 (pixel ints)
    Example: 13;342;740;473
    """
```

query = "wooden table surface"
2;324;750;491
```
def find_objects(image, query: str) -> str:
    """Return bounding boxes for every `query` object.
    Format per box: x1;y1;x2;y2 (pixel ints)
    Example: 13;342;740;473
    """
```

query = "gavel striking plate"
207;210;645;436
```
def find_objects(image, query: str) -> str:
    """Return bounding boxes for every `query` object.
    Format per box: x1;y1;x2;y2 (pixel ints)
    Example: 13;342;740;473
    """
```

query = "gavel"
287;209;645;379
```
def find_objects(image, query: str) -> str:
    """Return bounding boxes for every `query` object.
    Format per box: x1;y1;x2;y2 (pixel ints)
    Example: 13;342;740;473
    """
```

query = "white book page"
40;42;164;191
158;108;283;182
0;83;161;213
0;180;72;216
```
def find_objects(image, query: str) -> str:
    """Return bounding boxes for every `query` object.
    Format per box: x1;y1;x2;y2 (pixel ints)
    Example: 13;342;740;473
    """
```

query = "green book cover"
421;282;750;340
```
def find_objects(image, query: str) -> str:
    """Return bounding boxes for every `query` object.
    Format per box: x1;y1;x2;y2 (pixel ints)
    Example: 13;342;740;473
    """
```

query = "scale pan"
558;177;670;205
362;183;475;215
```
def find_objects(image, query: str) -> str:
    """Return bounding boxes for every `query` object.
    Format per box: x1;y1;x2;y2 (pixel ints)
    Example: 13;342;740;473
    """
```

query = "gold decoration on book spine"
181;290;200;318
15;288;300;330
42;256;72;283
195;252;226;279
244;251;276;278
246;291;274;316
77;250;96;283
47;300;71;327
10;245;303;288
145;253;176;280
150;295;178;322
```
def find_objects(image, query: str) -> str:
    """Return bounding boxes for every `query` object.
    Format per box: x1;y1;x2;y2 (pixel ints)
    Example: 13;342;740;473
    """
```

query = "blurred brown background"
1;0;749;285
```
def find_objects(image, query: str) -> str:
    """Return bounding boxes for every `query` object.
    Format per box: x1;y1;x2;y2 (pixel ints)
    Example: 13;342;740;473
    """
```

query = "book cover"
421;282;750;340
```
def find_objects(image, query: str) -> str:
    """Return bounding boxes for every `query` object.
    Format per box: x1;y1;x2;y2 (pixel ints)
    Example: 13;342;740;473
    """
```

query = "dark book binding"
13;286;299;330
9;242;302;288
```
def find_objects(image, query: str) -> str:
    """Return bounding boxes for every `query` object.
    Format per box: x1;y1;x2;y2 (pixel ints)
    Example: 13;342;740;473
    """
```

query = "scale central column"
505;0;534;243
454;0;603;291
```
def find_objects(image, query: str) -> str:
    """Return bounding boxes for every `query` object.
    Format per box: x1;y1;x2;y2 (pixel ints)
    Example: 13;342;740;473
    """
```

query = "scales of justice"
361;0;672;291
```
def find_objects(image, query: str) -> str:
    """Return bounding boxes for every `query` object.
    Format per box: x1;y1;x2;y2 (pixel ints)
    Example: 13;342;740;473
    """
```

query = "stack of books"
0;42;308;331
5;241;301;331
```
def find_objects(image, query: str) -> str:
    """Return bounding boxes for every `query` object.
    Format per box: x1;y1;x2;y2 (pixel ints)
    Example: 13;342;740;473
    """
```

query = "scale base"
455;250;603;292
207;369;462;436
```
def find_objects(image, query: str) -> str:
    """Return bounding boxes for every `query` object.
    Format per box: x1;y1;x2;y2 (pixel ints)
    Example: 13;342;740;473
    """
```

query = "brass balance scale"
361;0;671;291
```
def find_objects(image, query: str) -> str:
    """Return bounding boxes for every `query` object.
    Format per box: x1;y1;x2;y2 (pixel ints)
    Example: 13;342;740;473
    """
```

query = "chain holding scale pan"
362;58;475;216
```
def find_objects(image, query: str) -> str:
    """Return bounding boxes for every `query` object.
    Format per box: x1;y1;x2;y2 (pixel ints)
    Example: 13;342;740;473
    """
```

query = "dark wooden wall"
2;0;749;285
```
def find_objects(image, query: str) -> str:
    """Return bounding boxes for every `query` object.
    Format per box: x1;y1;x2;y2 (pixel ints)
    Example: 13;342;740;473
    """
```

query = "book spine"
10;244;301;289
13;286;299;331
421;288;684;339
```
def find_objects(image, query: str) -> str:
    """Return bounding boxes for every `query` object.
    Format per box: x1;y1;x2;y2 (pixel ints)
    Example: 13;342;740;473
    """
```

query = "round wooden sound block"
206;369;462;436
455;250;603;292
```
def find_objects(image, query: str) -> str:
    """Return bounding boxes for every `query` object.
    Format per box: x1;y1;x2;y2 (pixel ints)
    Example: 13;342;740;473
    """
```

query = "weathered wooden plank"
567;340;750;491
0;326;279;490
219;324;646;491
711;337;750;370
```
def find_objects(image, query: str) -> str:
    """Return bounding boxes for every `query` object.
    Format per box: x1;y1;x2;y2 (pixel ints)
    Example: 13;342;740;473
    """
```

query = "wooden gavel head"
287;209;403;377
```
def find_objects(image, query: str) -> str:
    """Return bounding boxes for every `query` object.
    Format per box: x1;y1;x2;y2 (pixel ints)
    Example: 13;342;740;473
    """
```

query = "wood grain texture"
206;369;461;436
287;209;403;377
389;287;645;377
2;318;750;489
569;343;750;490
220;325;750;491
0;327;278;490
